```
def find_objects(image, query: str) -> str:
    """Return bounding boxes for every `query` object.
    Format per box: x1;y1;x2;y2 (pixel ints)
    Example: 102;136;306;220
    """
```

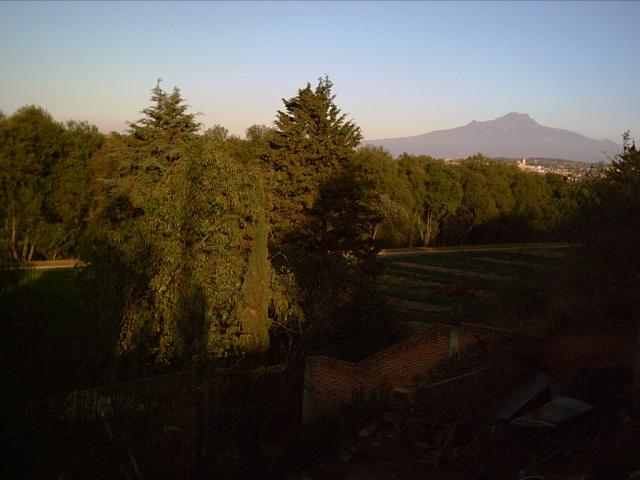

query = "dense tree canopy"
0;106;103;260
0;79;585;367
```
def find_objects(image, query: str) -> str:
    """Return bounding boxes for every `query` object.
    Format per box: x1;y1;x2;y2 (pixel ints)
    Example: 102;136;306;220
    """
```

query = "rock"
340;450;352;464
629;471;640;480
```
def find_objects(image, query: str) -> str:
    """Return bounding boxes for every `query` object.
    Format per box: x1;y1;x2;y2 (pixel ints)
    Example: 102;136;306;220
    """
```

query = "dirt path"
378;242;574;257
8;259;86;270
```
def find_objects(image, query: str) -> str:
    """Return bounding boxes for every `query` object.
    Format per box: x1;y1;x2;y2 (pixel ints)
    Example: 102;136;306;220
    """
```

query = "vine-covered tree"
115;140;270;362
86;82;271;364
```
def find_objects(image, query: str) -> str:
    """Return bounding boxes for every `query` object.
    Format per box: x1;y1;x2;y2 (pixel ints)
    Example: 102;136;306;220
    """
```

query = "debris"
496;371;552;421
511;397;593;428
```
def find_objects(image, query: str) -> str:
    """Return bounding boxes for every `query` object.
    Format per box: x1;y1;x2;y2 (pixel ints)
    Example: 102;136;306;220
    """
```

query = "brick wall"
541;321;635;378
302;322;507;421
303;320;637;422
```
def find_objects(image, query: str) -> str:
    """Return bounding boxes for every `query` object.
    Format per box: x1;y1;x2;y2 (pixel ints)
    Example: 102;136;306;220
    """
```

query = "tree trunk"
21;236;29;262
409;211;416;247
425;212;433;248
11;217;18;260
28;240;36;262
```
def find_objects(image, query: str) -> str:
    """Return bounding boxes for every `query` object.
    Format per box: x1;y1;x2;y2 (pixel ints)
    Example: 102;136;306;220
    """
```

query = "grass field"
1;266;118;400
377;244;571;332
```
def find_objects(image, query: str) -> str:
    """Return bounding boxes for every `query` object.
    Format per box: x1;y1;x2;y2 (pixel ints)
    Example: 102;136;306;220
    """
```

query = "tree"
509;171;555;241
203;124;229;142
264;76;362;246
44;121;104;258
124;80;201;191
441;156;517;244
343;146;415;248
0;106;61;260
116;140;270;362
574;132;640;409
421;160;462;247
88;82;271;364
0;106;103;260
129;80;200;147
260;78;398;360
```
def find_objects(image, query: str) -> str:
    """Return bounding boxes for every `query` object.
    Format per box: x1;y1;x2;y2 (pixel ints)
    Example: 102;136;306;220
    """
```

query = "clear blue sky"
1;1;638;142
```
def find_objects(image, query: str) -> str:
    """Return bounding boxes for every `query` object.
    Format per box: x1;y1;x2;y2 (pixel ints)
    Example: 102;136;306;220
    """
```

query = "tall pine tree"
264;76;362;246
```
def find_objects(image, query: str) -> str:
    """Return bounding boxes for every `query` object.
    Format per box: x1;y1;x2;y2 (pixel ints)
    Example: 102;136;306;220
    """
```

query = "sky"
1;1;638;142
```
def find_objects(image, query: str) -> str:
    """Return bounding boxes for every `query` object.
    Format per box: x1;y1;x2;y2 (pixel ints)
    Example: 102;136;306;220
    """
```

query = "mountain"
365;113;620;163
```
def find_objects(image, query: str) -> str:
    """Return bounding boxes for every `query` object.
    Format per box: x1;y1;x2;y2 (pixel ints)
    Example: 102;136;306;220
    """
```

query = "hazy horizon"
1;1;638;142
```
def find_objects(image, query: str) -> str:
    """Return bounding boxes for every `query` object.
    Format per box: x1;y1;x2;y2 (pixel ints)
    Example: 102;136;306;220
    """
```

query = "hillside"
366;113;620;163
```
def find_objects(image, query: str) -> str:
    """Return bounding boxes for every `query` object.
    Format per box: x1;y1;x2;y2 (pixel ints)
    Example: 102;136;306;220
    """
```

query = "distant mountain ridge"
366;113;620;163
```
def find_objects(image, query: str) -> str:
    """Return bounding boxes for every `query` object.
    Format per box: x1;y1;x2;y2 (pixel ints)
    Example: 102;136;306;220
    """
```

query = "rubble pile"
307;335;639;480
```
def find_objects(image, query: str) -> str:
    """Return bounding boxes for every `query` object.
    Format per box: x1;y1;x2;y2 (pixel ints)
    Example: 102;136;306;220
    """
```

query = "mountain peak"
503;112;532;120
485;112;539;127
366;112;621;162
